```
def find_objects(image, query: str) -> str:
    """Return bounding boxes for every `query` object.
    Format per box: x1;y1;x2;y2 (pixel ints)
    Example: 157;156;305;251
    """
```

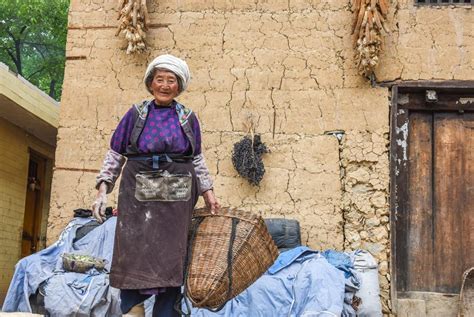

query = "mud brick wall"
49;0;473;313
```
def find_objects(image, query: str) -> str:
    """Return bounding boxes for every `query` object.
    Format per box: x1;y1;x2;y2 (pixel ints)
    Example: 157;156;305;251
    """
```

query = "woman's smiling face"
151;69;180;106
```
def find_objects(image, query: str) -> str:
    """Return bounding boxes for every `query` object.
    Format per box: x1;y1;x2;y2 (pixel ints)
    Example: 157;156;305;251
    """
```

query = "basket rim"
193;207;261;225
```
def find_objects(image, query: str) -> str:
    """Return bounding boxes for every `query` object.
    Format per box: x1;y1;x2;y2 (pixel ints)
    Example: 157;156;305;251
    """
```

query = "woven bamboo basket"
459;267;474;317
185;207;279;310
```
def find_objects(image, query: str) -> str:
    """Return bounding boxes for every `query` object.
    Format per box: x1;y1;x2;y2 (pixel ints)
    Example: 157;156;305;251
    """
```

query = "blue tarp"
186;246;351;317
2;217;120;316
322;250;361;316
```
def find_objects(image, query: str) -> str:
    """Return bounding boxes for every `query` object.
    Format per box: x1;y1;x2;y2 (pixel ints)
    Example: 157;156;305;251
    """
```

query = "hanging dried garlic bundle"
116;0;150;54
351;0;389;79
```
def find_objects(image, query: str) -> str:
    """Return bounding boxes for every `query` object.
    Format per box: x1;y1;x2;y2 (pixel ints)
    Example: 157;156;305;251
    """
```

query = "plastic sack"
353;250;383;317
264;218;301;251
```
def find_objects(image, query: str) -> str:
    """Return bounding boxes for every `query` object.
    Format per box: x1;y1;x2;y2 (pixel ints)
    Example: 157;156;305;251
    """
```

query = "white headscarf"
144;54;191;94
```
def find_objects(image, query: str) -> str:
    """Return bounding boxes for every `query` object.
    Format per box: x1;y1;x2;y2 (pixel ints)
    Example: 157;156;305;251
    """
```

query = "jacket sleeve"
95;149;126;194
110;107;136;154
192;153;214;194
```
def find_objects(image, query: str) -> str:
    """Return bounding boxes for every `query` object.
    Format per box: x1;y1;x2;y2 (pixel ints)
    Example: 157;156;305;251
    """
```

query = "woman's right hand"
92;182;108;223
202;189;220;215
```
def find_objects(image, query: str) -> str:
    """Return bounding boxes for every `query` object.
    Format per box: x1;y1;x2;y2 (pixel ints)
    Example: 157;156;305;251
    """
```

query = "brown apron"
110;158;199;289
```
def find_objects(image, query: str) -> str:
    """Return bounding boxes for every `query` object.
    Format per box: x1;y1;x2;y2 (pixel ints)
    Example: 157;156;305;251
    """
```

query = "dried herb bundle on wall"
232;134;269;186
232;118;269;186
116;0;150;54
351;0;389;78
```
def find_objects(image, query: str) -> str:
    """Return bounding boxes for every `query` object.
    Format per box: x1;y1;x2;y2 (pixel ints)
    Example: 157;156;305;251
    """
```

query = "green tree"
0;0;69;101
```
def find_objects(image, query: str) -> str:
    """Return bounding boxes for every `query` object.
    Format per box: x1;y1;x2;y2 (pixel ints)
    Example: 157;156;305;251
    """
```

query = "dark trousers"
120;287;181;317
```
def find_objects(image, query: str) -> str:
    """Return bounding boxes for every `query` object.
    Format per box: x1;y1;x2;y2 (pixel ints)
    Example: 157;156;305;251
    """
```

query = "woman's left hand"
202;190;220;214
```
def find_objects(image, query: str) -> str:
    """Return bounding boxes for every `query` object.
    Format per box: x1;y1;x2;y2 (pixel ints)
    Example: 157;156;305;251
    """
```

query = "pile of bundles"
4;206;384;316
351;0;389;78
2;210;120;316
116;0;150;54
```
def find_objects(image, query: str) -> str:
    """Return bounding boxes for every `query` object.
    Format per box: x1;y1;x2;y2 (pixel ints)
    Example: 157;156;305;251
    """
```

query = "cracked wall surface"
378;1;473;80
49;0;473;315
340;129;392;312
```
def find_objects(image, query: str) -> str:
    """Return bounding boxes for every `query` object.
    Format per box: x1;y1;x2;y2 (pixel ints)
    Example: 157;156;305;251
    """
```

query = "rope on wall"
116;0;150;54
351;0;389;80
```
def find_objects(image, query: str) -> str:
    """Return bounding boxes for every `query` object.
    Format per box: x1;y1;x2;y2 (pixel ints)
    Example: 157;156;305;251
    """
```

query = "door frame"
389;80;474;312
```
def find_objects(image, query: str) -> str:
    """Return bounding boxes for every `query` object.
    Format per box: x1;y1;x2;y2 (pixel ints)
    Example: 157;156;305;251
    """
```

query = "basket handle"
176;216;240;315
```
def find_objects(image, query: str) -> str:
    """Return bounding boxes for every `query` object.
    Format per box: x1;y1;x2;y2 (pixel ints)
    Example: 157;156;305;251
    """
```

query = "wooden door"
21;151;46;257
392;84;474;296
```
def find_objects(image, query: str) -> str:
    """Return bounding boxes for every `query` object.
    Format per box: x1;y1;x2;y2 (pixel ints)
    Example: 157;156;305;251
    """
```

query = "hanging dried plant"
231;115;269;186
351;0;389;79
116;0;150;54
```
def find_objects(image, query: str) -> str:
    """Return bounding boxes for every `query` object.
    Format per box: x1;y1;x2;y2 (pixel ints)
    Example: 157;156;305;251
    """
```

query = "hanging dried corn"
116;0;150;54
350;0;389;79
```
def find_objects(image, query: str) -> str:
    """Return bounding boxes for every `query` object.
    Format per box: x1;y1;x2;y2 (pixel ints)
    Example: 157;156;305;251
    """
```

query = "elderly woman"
92;54;220;316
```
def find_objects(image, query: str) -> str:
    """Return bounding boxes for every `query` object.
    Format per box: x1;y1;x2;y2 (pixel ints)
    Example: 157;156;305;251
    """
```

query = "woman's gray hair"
145;67;184;94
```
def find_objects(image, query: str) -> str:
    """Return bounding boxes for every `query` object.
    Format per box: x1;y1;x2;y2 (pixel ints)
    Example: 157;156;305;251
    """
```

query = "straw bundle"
185;207;279;310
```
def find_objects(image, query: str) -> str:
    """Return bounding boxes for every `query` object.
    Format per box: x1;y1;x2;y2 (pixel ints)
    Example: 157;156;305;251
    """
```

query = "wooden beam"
389;85;399;313
378;80;474;91
54;167;100;173
397;92;474;111
68;23;171;30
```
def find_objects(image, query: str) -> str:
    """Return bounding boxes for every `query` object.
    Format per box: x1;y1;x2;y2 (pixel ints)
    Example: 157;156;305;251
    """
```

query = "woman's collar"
152;99;176;108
